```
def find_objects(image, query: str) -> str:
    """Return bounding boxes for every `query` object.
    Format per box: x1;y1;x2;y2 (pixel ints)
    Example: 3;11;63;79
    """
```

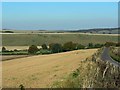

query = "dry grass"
2;49;97;88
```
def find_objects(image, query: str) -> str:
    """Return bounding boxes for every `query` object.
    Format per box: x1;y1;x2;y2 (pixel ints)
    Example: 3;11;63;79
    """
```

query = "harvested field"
3;49;97;88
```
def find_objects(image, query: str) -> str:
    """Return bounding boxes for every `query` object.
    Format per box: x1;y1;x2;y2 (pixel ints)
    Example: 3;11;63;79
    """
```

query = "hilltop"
69;27;120;34
1;27;120;34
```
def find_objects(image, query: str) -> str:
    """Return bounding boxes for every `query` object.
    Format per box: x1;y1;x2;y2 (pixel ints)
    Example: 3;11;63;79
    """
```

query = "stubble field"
3;49;97;88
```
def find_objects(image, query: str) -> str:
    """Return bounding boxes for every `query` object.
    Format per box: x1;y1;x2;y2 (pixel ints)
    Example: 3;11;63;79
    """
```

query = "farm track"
3;49;97;88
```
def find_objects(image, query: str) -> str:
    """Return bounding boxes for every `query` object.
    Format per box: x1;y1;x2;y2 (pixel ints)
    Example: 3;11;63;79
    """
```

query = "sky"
2;2;118;30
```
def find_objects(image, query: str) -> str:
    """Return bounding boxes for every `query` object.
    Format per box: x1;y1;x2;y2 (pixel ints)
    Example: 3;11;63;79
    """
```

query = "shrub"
14;49;18;52
88;43;94;48
49;43;62;53
63;42;77;51
3;31;14;33
105;42;116;47
39;49;52;54
94;44;103;48
116;42;120;47
2;47;6;52
41;44;48;49
19;84;25;90
28;45;38;54
76;44;85;49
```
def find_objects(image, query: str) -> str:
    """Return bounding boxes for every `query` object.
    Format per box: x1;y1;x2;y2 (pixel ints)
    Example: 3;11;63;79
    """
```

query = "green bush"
49;43;62;53
63;42;77;51
87;43;94;48
37;49;51;54
76;44;85;49
41;44;48;49
3;31;14;33
2;46;6;52
94;44;104;48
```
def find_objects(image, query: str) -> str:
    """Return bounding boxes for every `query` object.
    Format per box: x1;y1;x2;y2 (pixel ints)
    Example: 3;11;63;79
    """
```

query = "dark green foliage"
2;31;14;33
94;44;104;48
28;45;38;54
14;49;18;52
116;42;120;47
2;47;6;52
88;43;94;48
38;49;51;55
63;42;77;51
76;44;85;49
72;69;80;78
49;43;63;53
105;42;116;47
19;84;25;90
41;44;48;49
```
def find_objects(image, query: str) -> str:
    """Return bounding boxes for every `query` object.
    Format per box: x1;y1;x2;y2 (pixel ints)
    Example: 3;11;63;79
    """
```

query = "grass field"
2;33;119;46
3;49;97;88
0;46;42;51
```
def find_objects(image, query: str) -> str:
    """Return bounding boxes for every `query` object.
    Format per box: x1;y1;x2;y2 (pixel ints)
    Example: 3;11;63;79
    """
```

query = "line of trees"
105;42;120;47
27;42;104;54
1;41;107;55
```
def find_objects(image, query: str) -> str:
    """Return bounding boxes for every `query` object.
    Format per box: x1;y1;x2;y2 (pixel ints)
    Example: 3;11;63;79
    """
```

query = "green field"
2;34;119;46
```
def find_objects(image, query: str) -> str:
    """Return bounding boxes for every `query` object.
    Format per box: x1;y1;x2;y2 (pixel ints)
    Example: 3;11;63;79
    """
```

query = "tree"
63;42;77;51
105;42;116;47
116;42;120;47
2;47;6;52
19;84;25;90
103;32;105;34
94;44;103;48
41;44;48;49
77;44;85;49
49;43;62;53
88;43;94;48
28;45;38;54
3;31;14;33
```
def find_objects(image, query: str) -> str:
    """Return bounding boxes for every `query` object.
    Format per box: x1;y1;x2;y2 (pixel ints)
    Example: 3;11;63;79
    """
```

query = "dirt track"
3;49;97;88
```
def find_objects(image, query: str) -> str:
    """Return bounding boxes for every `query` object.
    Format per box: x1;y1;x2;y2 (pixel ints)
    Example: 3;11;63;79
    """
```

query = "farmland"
2;33;119;46
2;55;29;61
1;32;119;88
3;49;97;88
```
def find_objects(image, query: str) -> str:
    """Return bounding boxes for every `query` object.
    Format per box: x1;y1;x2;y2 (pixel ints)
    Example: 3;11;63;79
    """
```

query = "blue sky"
2;2;118;30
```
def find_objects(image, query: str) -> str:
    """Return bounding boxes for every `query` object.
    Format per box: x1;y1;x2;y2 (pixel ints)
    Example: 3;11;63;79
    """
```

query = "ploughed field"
3;49;97;88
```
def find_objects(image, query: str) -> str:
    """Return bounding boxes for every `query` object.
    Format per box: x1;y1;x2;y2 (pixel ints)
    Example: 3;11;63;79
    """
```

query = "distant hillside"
2;34;118;46
1;27;120;34
68;28;120;34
